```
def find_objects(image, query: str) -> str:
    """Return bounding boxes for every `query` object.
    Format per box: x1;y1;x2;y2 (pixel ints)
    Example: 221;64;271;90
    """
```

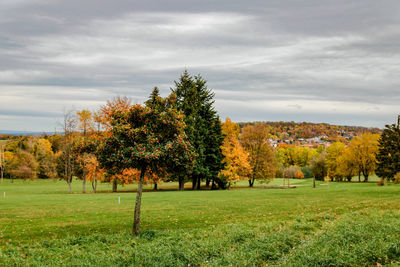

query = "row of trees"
275;133;380;183
1;73;399;192
2;70;400;235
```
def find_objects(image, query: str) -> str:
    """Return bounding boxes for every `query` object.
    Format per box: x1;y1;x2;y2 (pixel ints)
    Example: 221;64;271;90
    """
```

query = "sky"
0;0;399;131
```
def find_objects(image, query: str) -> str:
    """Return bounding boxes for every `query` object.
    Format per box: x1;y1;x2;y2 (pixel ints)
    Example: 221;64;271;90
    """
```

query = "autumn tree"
241;123;276;187
349;133;380;182
337;147;357;182
84;154;105;193
276;145;317;168
376;115;400;181
96;91;194;236
98;96;132;131
33;138;57;179
59;109;77;193
325;142;346;181
96;96;132;192
77;109;94;136
0;144;5;182
171;71;224;190
219;118;250;188
76;109;96;193
311;152;327;182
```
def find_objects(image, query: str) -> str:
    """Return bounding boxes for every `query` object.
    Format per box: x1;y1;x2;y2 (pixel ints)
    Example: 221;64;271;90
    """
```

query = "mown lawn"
1;178;400;266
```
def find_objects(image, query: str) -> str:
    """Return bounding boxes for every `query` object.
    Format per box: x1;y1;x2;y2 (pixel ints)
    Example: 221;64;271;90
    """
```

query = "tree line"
1;72;399;191
2;71;400;235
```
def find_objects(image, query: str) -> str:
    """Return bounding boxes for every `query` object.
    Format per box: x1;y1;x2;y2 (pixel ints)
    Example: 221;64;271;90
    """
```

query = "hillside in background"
238;121;382;144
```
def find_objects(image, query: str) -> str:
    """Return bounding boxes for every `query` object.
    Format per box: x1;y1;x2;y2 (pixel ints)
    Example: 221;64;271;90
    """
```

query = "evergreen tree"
171;70;224;189
376;115;400;181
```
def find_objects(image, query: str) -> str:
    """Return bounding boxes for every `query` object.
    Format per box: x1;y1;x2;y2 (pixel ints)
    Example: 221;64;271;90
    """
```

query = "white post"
118;195;120;204
3;192;5;199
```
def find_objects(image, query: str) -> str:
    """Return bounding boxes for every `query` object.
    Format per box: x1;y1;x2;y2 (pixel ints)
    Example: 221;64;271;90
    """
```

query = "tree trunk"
196;177;201;190
192;177;197;190
358;171;361;182
179;178;185;191
112;180;118;192
68;180;72;193
249;178;254;187
153;182;158;191
313;176;316;188
211;179;217;190
92;178;97;193
82;176;86;193
133;167;146;236
206;178;210;188
363;174;369;182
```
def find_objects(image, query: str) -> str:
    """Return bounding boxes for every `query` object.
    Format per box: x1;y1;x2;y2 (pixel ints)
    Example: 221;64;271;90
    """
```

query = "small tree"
311;152;327;181
96;91;194;236
60;109;77;193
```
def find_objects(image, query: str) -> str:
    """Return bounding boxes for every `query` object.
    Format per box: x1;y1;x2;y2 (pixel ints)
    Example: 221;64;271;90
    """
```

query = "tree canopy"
95;90;195;235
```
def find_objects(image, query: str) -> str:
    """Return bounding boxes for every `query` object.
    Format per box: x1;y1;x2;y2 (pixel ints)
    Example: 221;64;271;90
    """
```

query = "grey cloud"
0;1;400;131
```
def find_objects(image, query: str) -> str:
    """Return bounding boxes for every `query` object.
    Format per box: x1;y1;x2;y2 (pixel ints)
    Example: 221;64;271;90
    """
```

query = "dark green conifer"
171;70;225;189
376;115;400;181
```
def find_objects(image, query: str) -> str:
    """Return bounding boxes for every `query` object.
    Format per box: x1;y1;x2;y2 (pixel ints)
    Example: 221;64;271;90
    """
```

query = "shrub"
301;166;313;178
294;170;304;179
283;166;301;179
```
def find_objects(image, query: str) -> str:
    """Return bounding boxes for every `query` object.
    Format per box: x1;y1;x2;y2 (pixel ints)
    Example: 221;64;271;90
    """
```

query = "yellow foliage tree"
325;142;346;181
349;133;380;182
219;118;250;187
77;109;94;136
33;138;57;179
337;147;357;182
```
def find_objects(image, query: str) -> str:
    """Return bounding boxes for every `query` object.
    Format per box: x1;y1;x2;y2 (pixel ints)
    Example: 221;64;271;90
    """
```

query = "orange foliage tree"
240;123;276;187
219;118;250;188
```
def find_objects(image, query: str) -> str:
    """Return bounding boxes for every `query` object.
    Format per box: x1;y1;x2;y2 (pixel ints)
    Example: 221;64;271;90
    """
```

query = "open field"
1;179;400;266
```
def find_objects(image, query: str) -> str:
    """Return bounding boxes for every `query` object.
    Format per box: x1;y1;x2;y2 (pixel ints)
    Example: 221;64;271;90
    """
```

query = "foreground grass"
0;179;399;266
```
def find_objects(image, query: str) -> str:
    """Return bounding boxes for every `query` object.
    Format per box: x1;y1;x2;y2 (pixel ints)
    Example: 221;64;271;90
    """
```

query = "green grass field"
1;178;400;266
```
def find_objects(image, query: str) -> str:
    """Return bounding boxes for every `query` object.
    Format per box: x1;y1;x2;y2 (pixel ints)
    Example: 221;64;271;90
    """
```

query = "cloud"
0;1;399;130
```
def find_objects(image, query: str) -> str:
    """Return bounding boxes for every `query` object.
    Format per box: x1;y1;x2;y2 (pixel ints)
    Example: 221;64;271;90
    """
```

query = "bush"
301;166;313;178
294;170;304;179
283;166;301;179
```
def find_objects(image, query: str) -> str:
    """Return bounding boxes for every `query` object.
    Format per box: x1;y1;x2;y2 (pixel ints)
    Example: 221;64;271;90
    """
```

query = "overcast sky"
0;0;399;131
